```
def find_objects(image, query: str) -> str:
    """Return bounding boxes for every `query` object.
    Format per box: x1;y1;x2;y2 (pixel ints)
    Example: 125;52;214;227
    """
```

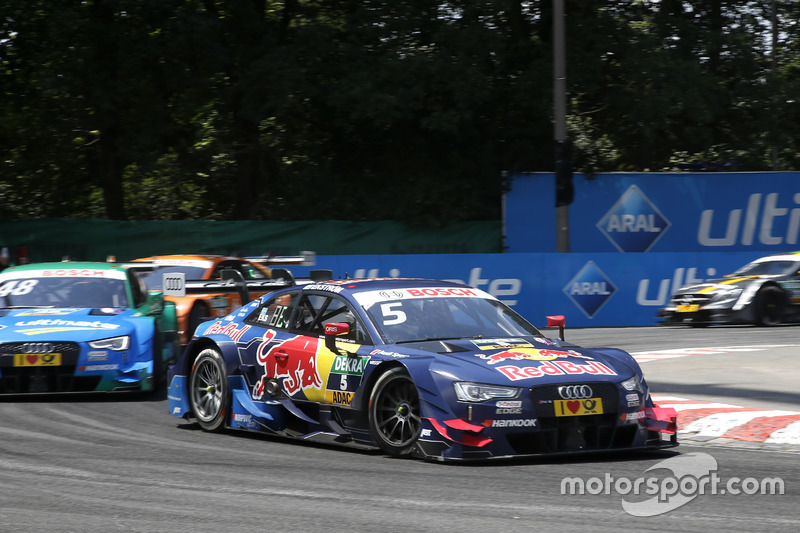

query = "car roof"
3;261;126;273
134;254;241;263
755;251;800;262
302;278;488;297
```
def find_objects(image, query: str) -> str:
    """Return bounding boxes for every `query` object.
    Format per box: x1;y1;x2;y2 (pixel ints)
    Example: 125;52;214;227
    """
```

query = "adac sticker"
325;390;354;405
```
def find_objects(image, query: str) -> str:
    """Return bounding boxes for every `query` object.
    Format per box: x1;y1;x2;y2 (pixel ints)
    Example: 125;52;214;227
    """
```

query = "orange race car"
134;254;312;344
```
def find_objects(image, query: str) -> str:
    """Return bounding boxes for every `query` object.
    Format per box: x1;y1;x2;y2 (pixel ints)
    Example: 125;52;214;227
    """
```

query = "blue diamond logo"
563;261;617;318
597;185;670;252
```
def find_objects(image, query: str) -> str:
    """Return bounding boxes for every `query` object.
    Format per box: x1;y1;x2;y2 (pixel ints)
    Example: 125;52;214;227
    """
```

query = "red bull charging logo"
253;330;323;398
476;348;585;364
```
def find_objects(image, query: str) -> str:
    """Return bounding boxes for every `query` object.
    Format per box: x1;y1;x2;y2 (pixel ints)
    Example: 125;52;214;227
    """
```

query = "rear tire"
189;348;228;431
368;368;421;457
754;286;787;326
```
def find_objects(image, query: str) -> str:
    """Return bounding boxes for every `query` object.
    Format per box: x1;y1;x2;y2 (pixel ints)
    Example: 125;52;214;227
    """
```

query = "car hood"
0;307;137;342
673;274;767;294
391;336;637;385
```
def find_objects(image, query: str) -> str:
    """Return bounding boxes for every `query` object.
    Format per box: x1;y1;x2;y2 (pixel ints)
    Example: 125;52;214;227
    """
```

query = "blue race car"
167;278;676;461
0;262;178;394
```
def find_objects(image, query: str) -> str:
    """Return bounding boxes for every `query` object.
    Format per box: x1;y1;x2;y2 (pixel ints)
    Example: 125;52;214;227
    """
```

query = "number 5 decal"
380;302;406;325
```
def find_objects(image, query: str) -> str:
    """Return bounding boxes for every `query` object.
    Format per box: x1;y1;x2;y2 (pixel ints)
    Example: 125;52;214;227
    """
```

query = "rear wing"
244;251;316;267
162;268;333;303
162;269;292;302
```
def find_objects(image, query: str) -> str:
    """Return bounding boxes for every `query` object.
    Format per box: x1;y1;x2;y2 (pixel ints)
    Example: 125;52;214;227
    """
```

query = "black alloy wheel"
368;368;422;457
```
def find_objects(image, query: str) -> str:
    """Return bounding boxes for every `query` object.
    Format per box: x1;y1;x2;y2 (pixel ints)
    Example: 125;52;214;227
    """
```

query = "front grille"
0;342;100;394
529;382;620;417
670;293;712;306
505;382;636;455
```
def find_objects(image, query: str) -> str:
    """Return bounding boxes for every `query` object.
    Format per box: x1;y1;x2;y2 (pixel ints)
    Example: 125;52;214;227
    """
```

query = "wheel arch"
753;282;791;326
365;364;423;456
355;361;408;413
181;337;224;376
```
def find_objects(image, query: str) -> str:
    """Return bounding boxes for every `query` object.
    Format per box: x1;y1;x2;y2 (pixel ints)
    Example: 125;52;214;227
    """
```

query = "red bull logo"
477;348;585;364
496;360;617;381
253;330;323;397
204;321;251;342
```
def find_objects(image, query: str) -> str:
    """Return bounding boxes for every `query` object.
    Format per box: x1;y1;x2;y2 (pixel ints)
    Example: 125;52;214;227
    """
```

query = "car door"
244;290;370;406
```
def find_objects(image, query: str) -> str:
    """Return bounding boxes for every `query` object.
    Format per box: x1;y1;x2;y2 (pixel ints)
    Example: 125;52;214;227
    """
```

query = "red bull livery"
167;278;677;461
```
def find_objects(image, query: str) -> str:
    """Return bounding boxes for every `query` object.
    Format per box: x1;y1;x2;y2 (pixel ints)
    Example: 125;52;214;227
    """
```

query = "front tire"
754;286;787;326
368;368;421;457
189;348;228;431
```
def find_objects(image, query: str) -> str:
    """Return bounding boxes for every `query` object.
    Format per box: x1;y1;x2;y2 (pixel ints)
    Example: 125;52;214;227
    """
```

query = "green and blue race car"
0;262;178;394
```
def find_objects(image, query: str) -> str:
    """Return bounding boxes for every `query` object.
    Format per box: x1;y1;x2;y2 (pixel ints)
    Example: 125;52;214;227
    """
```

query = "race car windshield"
363;296;542;345
730;260;798;277
0;277;129;308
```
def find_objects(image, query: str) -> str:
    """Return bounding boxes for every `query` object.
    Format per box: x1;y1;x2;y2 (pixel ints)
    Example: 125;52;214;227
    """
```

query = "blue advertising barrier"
505;172;800;253
288;251;769;327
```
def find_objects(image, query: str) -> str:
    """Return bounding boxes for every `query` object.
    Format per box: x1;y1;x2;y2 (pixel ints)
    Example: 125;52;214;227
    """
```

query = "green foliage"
1;0;799;222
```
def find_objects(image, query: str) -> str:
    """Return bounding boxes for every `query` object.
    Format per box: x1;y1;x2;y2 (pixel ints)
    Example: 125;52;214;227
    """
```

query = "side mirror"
546;315;566;341
142;290;163;314
324;322;350;355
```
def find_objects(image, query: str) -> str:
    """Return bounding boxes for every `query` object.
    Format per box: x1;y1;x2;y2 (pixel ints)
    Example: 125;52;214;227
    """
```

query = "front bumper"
413;382;679;461
0;340;154;394
657;305;754;326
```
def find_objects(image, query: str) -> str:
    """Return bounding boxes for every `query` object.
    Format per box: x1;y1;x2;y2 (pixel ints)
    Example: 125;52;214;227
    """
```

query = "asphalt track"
1;325;798;532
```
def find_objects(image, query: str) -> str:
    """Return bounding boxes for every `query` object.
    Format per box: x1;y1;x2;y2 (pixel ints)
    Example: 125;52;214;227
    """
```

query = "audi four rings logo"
379;290;405;299
558;385;593;399
22;342;55;353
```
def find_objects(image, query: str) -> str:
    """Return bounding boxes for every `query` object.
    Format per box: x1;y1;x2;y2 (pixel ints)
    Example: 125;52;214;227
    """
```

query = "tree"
1;0;799;223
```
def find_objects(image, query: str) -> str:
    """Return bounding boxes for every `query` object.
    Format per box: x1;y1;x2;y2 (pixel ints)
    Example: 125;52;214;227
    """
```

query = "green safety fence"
0;218;502;263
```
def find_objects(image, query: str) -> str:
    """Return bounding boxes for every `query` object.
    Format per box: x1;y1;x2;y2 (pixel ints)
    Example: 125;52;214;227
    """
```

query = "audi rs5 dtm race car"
658;251;800;326
0;262;178;395
134;254;314;344
167;277;677;461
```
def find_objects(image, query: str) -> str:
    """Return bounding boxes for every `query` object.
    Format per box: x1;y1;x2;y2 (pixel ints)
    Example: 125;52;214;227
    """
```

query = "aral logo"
564;261;617;318
597;185;670;252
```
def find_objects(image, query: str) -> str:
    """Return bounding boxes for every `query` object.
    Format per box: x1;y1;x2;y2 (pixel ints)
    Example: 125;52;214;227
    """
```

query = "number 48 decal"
0;279;38;296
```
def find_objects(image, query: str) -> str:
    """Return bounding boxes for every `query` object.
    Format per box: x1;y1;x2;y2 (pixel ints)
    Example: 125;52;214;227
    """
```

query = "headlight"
453;382;520;402
709;286;742;301
88;336;130;351
621;375;644;393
